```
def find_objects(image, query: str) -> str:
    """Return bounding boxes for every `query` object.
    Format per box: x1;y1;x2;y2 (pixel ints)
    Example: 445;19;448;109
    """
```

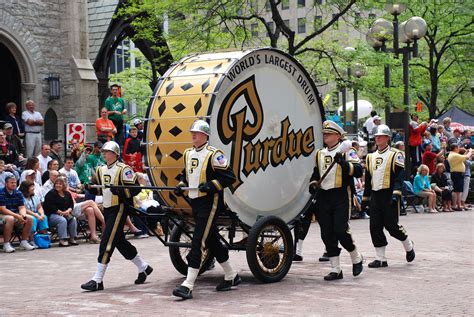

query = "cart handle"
89;184;196;191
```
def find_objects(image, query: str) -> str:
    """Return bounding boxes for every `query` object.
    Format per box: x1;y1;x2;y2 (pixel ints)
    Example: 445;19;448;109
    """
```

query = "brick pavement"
1;210;473;316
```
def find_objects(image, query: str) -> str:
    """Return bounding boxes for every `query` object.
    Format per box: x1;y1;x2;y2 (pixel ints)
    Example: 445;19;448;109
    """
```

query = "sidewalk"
1;210;473;316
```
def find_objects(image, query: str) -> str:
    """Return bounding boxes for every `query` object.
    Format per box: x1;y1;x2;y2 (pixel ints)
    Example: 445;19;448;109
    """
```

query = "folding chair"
402;181;425;213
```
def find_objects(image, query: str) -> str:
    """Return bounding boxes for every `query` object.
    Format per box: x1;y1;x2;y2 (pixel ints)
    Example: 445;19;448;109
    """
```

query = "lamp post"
366;4;427;175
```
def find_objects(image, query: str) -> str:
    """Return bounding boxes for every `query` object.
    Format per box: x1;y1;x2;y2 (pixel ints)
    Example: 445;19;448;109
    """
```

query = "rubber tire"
168;222;214;276
246;215;294;283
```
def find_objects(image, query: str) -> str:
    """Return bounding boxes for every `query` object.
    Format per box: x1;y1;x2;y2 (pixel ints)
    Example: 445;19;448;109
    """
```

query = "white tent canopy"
337;100;373;119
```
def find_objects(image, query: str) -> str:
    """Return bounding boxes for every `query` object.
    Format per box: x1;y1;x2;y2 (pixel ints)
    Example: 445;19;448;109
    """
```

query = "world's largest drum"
145;48;324;226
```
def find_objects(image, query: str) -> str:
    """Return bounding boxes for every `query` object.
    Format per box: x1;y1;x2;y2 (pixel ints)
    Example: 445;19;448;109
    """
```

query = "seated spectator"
59;157;82;193
0;160;20;188
20;157;42;185
4;122;25;165
67;184;105;244
76;141;105;185
413;164;437;213
448;128;462;147
134;118;144;140
43;177;78;247
49;139;64;169
20;180;49;248
123;126;143;172
42;170;59;198
0;175;35;252
96;107;116;143
422;142;445;174
394;140;405;151
447;144;473;211
37;144;52;174
69;138;82;163
42;159;60;185
431;163;453;212
462;130;473;150
0;130;20;166
22;169;44;202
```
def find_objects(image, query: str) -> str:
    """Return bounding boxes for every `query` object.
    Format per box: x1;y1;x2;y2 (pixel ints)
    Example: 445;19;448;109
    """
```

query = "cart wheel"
246;216;294;283
169;222;214;276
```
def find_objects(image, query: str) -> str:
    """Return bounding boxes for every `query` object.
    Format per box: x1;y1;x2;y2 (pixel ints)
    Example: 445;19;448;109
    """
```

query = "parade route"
2;210;473;316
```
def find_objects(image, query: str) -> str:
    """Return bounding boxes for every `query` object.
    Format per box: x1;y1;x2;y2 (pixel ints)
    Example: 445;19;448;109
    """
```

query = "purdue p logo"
375;158;383;170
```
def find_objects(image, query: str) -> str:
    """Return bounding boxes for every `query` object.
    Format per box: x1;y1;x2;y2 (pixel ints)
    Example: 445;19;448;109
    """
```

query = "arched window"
44;108;58;141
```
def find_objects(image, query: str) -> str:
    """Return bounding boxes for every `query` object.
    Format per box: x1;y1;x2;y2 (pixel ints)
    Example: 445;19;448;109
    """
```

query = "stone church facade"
0;0;98;141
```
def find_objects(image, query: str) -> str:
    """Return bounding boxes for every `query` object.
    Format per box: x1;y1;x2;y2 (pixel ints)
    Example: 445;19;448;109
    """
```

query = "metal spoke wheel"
246;216;293;283
168;221;214;276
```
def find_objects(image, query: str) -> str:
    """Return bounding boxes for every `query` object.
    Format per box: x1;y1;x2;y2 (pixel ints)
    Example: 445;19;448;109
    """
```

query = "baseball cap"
3;123;13;129
24;169;36;177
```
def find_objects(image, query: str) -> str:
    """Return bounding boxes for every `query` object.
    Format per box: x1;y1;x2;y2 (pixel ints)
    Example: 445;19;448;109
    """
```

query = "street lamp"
366;4;427;173
339;46;366;133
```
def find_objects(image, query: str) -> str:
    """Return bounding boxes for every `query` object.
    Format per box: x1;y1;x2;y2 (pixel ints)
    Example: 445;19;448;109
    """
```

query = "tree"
356;1;474;119
109;51;153;121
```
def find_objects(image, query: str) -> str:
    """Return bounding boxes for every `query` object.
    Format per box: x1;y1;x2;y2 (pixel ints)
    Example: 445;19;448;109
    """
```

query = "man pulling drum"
362;124;415;268
81;141;153;291
309;120;364;281
173;119;240;300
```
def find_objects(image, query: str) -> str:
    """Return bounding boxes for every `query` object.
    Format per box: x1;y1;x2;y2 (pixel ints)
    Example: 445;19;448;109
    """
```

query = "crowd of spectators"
0;92;159;253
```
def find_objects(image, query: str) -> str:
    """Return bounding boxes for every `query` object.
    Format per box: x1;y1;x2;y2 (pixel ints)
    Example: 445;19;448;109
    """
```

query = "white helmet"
189;119;210;136
374;124;391;137
102;141;120;155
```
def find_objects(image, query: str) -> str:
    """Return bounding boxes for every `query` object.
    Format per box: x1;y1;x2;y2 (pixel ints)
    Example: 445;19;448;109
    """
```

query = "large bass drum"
145;48;324;226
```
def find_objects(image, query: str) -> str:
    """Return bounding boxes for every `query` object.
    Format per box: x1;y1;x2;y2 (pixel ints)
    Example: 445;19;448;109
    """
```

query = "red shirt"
409;123;427;147
422;151;437;174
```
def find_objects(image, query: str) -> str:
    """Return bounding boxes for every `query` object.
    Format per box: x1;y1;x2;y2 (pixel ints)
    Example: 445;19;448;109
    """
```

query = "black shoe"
135;265;153;284
173;285;193;300
324;271;343;281
353;260;363;276
319;252;329;262
81;280;104;292
368;260;388;268
293;254;303;262
406;243;415;262
216;274;242;291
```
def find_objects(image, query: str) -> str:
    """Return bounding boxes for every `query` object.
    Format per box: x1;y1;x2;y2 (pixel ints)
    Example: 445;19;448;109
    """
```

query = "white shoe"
20;240;35;251
3;243;15;253
30;241;39;249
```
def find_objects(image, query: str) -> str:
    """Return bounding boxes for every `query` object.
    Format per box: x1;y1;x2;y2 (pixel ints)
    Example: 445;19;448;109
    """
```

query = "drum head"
210;49;323;226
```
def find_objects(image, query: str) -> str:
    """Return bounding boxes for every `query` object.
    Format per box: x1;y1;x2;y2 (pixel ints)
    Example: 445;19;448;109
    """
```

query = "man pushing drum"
173;119;240;300
308;120;364;281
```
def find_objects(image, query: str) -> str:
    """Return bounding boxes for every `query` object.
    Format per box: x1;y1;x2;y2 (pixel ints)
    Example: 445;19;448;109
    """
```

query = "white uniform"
366;147;405;192
96;161;136;208
316;144;360;190
184;144;229;199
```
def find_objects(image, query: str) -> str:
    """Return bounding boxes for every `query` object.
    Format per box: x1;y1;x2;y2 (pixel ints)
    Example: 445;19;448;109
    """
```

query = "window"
368;13;376;26
314;0;323;4
267;21;275;34
355;12;361;27
282;0;289;10
265;1;271;11
298;0;305;7
332;13;339;30
251;23;258;36
298;18;306;33
284;19;290;28
314;15;322;31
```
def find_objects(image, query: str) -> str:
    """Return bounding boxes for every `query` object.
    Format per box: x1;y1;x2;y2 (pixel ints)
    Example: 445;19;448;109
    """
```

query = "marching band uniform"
362;125;415;268
309;120;364;280
173;120;239;300
81;141;153;291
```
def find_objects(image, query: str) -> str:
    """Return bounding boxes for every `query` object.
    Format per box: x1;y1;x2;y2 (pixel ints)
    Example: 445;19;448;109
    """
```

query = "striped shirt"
0;187;25;214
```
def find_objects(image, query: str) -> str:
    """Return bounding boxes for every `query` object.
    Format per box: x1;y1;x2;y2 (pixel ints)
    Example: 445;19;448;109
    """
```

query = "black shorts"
451;172;464;192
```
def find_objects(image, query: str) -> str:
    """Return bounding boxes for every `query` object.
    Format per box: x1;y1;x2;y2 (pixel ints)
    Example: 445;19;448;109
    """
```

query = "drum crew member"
81;141;153;291
309;120;364;281
173;119;239;300
362;125;415;268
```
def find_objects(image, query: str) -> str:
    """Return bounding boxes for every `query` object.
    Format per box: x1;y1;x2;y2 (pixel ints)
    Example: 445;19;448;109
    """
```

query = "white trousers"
25;133;42;158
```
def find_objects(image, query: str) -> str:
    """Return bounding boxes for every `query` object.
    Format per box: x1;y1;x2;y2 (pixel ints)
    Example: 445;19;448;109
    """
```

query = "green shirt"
105;96;126;122
75;152;105;184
